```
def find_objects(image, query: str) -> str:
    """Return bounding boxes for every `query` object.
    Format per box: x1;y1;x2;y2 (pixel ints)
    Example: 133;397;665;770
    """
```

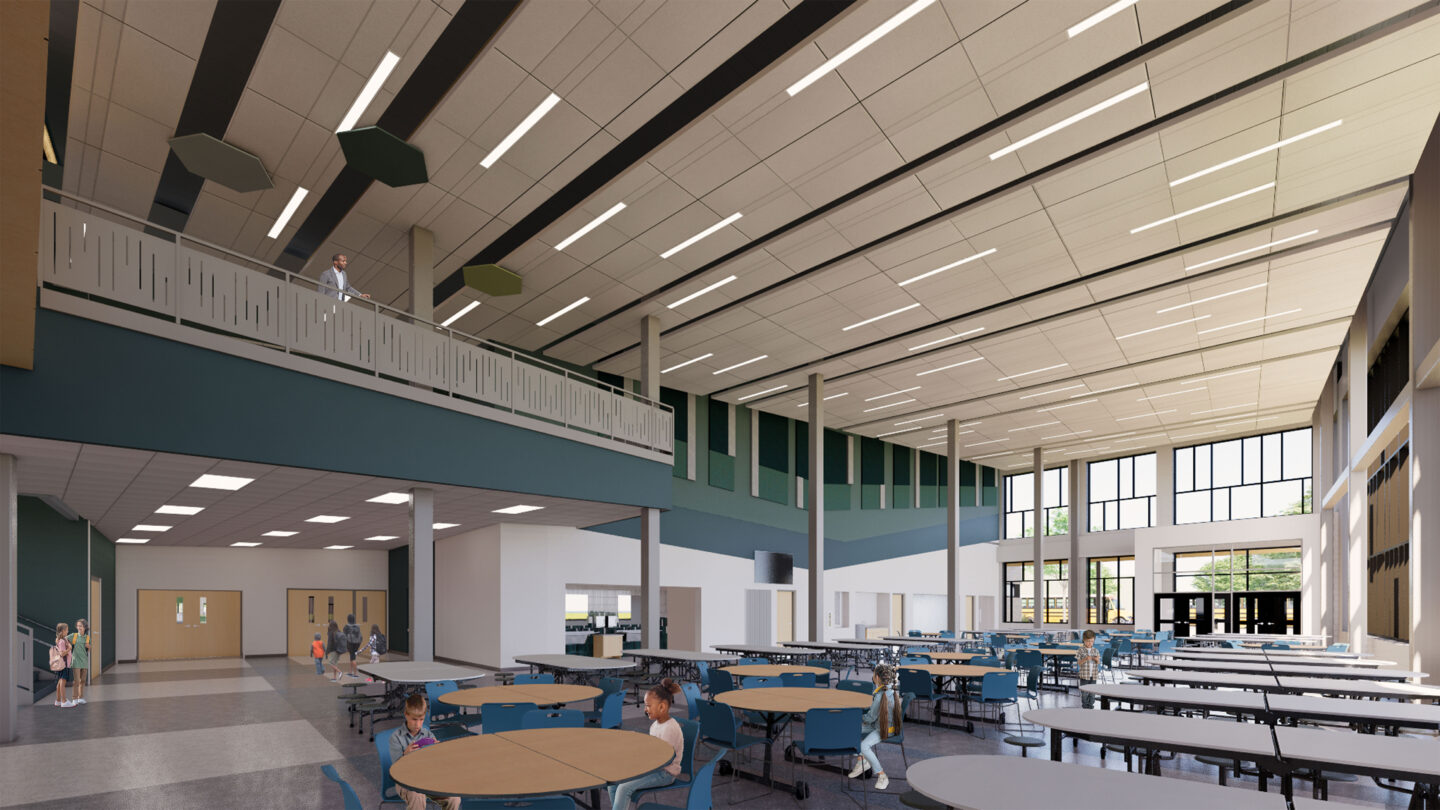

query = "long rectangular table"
1273;725;1440;806
1135;669;1440;701
1159;658;1423;680
1085;683;1440;731
709;644;808;663
620;648;736;679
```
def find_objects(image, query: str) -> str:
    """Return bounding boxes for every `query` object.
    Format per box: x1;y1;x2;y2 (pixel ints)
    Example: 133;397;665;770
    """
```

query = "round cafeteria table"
898;663;1008;733
721;663;830;679
714;687;872;799
907;755;1294;810
389;727;674;802
353;662;487;739
439;683;601;710
925;651;981;662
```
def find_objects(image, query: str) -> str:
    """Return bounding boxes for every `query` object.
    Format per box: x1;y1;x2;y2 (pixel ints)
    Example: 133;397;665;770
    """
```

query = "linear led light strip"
1214;415;1280;428
796;392;850;407
1115;314;1210;341
662;353;712;373
1190;367;1260;383
1065;446;1110;456
966;438;1009;448
1115;409;1176;421
668;275;737;309
536;297;589;327
1036;399;1096;413
1137;386;1205;401
878;426;923;438
1020;384;1085;400
661;213;742;259
1130;182;1274;234
441;300;480;327
738;384;788;402
865;387;921;402
898;248;997;286
917;356;984;376
1170;120;1342;187
1068;0;1138;37
998;363;1068;381
893;413;955;426
266;187;309;239
481;93;561;168
713;355;767;375
1073;382;1138;398
1156;283;1268;314
909;327;984;351
337;52;400;132
1191;401;1256;415
786;0;936;96
863;398;916;412
1008;421;1060;432
990;82;1148;161
1170;429;1223;441
1183;229;1318;272
844;302;921;331
555;202;626;251
1197;308;1301;335
971;450;1018;460
1041;429;1092;440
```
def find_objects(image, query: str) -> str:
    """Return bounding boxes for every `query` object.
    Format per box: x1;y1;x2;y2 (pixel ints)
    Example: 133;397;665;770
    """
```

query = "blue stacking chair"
897;668;937;734
698;699;769;800
837;679;872;695
738;657;770;665
1015;650;1042;672
319;764;363;810
374;728;406;807
481;702;537;734
938;631;955;639
794;707;867;807
898;655;931;665
974;671;1019;739
514;672;554;685
584;691;623;728
424;680;471;740
780;672;817;688
681;681;705;721
630;718;699;805
881;692;915;771
521;709;584;729
637;754;722;810
591;677;625;710
695;661;712;694
805;659;833;686
1327;643;1349;652
741;675;782;689
708;668;736;696
905;646;930;654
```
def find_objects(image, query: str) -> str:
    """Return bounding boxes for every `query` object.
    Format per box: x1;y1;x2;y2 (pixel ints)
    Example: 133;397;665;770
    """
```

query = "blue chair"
695;661;712;694
837;679;873;696
374;728;406;806
938;631;955;639
636;753;722;810
1226;640;1243;649
1327;643;1349;652
1157;640;1178;655
592;676;625;711
804;659;833;686
319;764;363;810
425;680;470;740
780;672;817;688
897;668;937;735
738;657;770;665
905;646;930;654
899;655;931;665
630;718;699;805
481;702;537;734
698;700;769;799
1099;647;1118;684
1015;650;1042;672
741;676;781;689
584;691;623;728
707;668;736;696
681;681;705;721
514;672;554;685
793;708;866;806
521;709;584;729
881;692;915;770
908;630;921;637
974;671;1019;739
971;655;1002;668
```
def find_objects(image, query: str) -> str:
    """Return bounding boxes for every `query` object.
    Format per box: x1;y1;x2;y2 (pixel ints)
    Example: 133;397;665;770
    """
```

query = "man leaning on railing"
319;253;370;302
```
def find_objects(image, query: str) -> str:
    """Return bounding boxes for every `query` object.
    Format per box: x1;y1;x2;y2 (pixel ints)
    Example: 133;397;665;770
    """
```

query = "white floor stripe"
103;658;252;675
81;675;274;702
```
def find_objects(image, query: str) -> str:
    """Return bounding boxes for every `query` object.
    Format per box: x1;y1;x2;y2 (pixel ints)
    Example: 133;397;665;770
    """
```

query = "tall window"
1088;556;1135;624
1087;453;1156;531
1174;428;1312;524
1170;547;1302;592
1003;560;1068;623
1003;468;1068;538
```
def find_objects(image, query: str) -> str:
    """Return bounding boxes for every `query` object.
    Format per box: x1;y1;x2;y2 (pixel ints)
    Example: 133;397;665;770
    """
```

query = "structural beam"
407;226;434;323
639;315;661;648
808;373;824;641
946;419;962;634
1033;448;1044;631
409;488;434;662
1;453;16;742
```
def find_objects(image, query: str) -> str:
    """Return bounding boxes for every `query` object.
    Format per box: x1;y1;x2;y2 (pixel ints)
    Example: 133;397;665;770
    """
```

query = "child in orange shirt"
311;632;325;675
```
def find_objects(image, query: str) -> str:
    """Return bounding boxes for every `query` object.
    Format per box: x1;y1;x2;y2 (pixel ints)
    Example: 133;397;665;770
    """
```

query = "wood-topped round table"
439;683;601;714
897;663;1008;733
926;651;981;662
721;663;830;679
714;687;872;799
389;727;674;803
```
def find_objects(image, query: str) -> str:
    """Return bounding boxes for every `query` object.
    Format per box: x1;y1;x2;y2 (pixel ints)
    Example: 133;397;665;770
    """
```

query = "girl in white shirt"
608;678;685;810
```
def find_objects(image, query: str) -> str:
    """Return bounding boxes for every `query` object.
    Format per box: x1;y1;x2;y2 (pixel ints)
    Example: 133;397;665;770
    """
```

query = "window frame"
1086;453;1157;532
1086;555;1135;625
1003;467;1069;539
1173;428;1313;525
1003;559;1069;624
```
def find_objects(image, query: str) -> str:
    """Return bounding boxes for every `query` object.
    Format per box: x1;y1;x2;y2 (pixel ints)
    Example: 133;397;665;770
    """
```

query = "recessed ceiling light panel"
190;474;254;491
306;515;350;524
493;505;545;515
155;505;204;515
367;492;411;504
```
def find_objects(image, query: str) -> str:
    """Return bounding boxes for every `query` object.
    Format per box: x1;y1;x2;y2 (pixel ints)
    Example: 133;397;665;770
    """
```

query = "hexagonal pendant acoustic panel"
462;264;522;297
167;133;273;193
337;126;428;187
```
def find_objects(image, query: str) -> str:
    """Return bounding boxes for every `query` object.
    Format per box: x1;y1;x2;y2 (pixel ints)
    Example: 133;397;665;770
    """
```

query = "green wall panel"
89;528;116;669
707;399;729;453
892;484;912;509
823;429;847;484
757;412;789;472
824;483;851;510
794;428;808;480
758;466;790;505
859;437;884;485
17;497;89;640
861;484;883;510
708;451;735;490
982;467;999;506
672;439;688;479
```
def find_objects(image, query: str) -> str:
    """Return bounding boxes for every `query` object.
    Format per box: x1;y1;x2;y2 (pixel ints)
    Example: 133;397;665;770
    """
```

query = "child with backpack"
50;622;75;708
325;620;346;682
359;624;387;665
343;614;363;679
311;632;325;675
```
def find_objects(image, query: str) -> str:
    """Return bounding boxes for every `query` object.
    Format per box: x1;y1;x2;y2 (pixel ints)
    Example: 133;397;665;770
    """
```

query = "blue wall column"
639;315;661;649
409;488;434;663
807;373;824;642
1;453;16;742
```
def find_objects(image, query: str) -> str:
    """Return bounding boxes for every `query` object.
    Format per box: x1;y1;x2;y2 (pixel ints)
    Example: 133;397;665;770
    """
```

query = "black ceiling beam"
147;0;280;232
42;0;78;180
432;0;859;306
275;0;521;271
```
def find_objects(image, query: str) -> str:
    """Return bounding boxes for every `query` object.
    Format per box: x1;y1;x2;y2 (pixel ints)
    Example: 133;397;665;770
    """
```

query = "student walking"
359;624;386;665
343;614;363;678
68;619;91;704
311;632;325;675
325;620;345;682
50;622;75;708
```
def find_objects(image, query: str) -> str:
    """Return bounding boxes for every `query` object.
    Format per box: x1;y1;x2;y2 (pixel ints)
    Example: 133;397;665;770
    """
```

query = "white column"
409;488;434;663
408;226;434;323
946;420;962;633
1069;459;1082;629
1033;448;1044;631
808;373;824;642
1;453;16;742
639;315;662;649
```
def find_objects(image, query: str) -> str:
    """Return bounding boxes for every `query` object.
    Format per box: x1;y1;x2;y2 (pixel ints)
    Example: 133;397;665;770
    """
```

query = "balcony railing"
36;189;672;457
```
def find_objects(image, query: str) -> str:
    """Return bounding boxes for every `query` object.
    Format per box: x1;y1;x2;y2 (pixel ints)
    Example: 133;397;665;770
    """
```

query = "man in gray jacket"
318;253;369;302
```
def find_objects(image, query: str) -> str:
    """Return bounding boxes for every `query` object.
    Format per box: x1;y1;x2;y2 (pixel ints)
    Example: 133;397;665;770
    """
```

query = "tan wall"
0;0;46;370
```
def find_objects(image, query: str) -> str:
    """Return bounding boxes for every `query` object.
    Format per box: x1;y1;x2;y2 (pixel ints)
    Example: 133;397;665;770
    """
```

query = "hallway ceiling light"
190;474;254;490
796;392;850;407
878;427;923;437
1183;230;1318;272
843;302;921;331
132;524;171;532
738;384;789;401
481;92;562;168
1074;382;1137;397
863;398;916;412
918;441;946;449
493;505;545;514
263;530;298;537
908;327;984;351
1020;384;1085;400
1009;421;1061;432
1170;121;1342;187
367;492;411;504
433;522;460;529
1130;182;1275;234
1191;401;1256;415
865;387;921;401
1068;0;1138;37
365;535;399;541
661;213;743;259
898;248;997;286
667;275;738;308
1136;387;1205;401
324;545;353;550
713;355;767;375
1156;283;1269;314
1116;409;1176;420
230;542;261;547
155;505;204;515
662;353;713;373
266;186;309;239
337;51;400;132
1114;314;1210;340
1196;308;1302;334
440;300;481;327
555;203;626;251
786;0;936;96
306;515;350;523
971;450;1018;459
997;363;1068;381
116;538;149;544
965;438;1009;447
917;356;984;376
1064;446;1110;455
536;296;591;327
990;82;1149;161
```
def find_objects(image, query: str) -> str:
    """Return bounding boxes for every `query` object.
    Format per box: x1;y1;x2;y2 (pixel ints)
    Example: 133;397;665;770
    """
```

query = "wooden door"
286;589;355;656
890;593;904;635
776;590;794;643
89;577;102;681
355;590;386;639
137;590;241;660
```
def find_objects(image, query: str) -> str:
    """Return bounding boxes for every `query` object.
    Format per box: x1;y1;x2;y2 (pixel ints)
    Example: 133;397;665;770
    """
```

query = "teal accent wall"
660;387;689;479
17;497;89;645
2;311;672;509
90;527;116;670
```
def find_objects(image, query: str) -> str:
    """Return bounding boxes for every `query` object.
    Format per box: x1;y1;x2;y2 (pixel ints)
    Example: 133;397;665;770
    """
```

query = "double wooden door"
286;589;386;656
137;589;241;660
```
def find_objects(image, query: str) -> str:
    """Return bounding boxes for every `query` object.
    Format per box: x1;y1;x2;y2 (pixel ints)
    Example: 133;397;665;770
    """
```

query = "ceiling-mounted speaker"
167;133;273;192
337;126;428;187
462;263;522;297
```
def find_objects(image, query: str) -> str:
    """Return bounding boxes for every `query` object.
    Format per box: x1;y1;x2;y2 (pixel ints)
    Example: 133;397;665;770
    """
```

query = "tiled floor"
0;658;1423;809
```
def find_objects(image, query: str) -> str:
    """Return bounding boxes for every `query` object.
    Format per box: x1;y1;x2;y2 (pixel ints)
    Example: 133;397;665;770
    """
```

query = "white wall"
826;542;999;640
115;546;388;660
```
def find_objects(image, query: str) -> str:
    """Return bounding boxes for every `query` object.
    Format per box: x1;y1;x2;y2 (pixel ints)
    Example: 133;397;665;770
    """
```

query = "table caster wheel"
794;781;810;800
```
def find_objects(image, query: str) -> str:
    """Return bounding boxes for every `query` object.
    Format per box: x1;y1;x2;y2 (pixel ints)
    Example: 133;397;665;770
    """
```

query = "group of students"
311;614;387;682
48;619;91;708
